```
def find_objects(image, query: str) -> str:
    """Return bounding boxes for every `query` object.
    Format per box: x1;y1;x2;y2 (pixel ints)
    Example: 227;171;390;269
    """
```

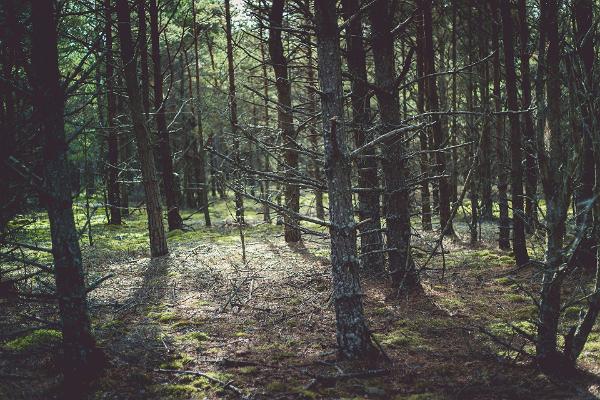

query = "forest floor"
1;197;600;399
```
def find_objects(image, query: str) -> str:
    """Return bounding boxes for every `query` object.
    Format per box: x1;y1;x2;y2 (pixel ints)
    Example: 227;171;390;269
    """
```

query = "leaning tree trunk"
115;0;168;257
30;0;101;391
369;0;420;292
500;0;529;266
104;0;121;225
268;0;301;242
341;0;385;272
149;0;183;231
313;0;374;359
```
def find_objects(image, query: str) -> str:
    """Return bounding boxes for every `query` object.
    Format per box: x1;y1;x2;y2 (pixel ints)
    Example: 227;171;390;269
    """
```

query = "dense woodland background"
1;0;600;398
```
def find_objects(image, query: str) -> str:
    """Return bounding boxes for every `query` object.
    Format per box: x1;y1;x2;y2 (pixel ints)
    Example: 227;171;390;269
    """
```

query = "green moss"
234;331;248;337
494;277;513;286
4;329;62;351
154;383;203;399
181;331;210;343
239;366;257;374
266;380;288;392
505;293;529;303
564;306;583;320
159;353;194;369
487;321;536;337
148;310;177;323
374;327;426;349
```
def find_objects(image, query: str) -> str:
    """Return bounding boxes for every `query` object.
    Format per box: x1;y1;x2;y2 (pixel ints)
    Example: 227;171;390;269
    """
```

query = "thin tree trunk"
341;0;385;271
115;0;168;257
491;0;511;250
268;0;301;242
149;0;182;231
369;0;420;292
224;0;245;225
518;0;538;231
104;0;121;225
31;0;102;391
313;0;374;359
260;24;271;223
191;0;211;226
500;0;529;266
420;0;454;235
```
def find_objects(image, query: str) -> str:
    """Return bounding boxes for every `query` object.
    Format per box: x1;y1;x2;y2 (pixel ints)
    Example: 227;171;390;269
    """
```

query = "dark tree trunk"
369;0;420;292
313;0;374;359
268;0;301;242
500;0;529;266
341;0;385;271
191;0;211;226
149;0;182;231
491;0;511;250
478;8;493;222
259;24;271;223
518;0;538;231
30;0;101;391
415;13;433;232
419;0;454;235
224;0;245;224
138;0;150;117
104;0;121;225
115;0;168;258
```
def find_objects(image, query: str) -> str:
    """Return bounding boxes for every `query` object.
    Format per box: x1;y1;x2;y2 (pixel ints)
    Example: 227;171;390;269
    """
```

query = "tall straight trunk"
341;0;385;271
224;0;245;224
518;0;538;231
415;12;433;231
115;0;168;257
500;0;529;266
260;25;271;223
268;0;301;242
191;0;211;226
536;0;569;372
149;0;182;231
491;0;511;250
305;41;325;221
478;10;493;221
104;0;121;225
419;0;453;235
369;0;420;292
450;2;458;204
30;0;101;391
116;74;130;217
465;13;479;244
181;50;196;208
138;0;150;117
313;0;373;359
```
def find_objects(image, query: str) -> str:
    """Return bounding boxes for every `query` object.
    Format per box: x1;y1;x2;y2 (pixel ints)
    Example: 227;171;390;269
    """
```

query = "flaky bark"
314;0;374;359
31;0;101;391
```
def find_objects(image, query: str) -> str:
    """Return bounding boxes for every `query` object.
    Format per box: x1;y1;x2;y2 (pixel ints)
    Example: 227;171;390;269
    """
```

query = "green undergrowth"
3;329;62;352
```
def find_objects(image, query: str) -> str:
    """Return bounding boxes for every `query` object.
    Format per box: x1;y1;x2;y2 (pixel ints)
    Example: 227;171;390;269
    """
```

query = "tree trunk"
420;0;454;235
491;0;511;250
500;0;529;266
115;0;168;257
191;0;211;226
341;0;385;272
313;0;374;359
30;0;102;391
369;0;420;292
149;0;182;231
224;0;245;225
104;0;121;225
268;0;301;242
518;0;538;231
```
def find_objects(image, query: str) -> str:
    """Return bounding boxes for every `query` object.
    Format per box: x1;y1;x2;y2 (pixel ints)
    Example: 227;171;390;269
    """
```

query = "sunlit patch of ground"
1;196;599;399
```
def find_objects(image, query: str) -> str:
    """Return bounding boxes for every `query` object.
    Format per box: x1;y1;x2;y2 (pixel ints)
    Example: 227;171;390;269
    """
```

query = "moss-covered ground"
1;193;599;399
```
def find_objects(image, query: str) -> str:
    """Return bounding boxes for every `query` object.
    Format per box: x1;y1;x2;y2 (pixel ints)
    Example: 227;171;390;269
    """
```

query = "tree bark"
369;0;420;292
500;0;529;266
149;0;182;231
314;0;374;359
419;0;454;235
268;0;301;242
224;0;245;225
30;0;102;391
104;0;121;225
116;0;168;257
341;0;385;272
